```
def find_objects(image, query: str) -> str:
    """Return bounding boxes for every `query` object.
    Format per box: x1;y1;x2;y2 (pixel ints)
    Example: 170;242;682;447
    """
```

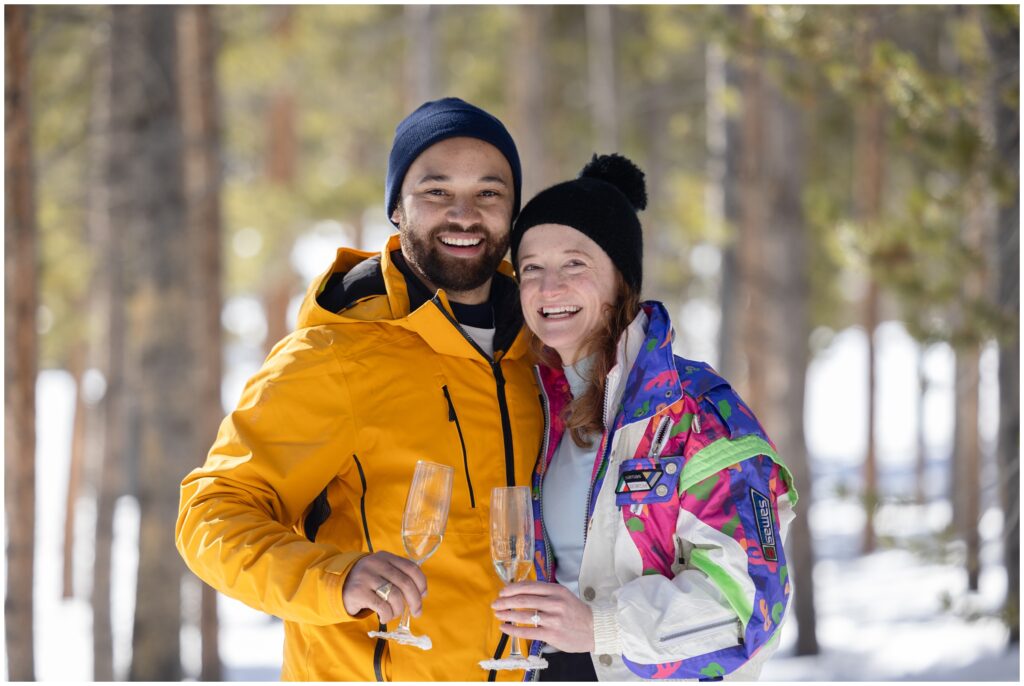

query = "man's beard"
399;221;509;293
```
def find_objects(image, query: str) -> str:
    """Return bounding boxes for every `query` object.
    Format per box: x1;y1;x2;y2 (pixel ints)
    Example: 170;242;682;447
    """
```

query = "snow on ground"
19;320;1022;681
761;545;1017;681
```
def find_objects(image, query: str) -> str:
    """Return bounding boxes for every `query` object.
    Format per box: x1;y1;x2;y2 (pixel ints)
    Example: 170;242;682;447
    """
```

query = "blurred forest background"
4;3;1019;681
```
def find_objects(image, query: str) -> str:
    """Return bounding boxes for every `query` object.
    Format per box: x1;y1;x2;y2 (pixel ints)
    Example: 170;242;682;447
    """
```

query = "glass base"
479;655;549;671
367;628;433;650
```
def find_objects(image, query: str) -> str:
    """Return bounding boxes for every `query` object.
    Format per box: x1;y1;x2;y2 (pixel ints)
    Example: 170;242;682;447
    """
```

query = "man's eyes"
421;188;502;198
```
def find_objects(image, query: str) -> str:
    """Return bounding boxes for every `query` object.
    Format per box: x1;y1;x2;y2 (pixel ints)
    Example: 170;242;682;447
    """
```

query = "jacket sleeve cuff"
591;599;621;655
325;552;371;621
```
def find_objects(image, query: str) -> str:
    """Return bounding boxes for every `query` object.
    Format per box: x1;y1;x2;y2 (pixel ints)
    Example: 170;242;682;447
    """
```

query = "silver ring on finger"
374;581;393;602
531;611;541;628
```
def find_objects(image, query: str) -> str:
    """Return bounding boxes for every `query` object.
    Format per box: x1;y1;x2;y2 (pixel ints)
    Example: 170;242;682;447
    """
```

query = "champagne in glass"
480;486;548;671
368;460;453;650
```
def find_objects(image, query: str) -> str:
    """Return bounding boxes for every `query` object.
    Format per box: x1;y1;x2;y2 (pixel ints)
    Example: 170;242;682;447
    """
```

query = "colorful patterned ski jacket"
176;234;543;681
527;301;798;681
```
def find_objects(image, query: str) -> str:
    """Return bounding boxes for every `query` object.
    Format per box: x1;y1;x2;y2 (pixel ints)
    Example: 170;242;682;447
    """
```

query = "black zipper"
442;384;476;508
431;297;516;487
352;454;374;551
430;297;518;675
372;632;386;682
353;454;386;682
486;634;510;682
491;361;516;487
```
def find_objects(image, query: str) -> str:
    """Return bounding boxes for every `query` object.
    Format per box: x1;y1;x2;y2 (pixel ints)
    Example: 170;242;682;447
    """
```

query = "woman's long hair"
530;273;642;448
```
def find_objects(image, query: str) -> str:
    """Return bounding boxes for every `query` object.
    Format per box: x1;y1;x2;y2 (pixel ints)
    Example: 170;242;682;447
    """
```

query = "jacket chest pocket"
435;379;487;533
614;455;684;578
441;384;476;509
614;456;682;508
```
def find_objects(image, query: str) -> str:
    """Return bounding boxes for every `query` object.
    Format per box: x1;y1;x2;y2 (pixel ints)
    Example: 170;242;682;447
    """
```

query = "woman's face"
517;224;619;365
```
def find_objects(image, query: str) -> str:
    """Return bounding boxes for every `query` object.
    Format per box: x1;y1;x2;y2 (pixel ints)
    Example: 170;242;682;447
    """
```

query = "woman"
490;154;798;681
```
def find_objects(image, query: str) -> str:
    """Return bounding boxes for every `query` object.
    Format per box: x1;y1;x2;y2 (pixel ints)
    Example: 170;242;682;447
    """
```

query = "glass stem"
506;580;523;659
398;605;412;632
397;558;421;633
508;631;523;659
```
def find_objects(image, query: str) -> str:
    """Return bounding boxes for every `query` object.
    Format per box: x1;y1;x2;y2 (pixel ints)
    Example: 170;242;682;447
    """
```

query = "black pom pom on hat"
511;152;647;292
579;153;647;211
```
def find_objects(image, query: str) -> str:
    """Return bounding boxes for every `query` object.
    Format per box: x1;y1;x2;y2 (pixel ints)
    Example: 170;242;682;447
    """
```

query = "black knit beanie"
511;153;647;292
385;97;522;226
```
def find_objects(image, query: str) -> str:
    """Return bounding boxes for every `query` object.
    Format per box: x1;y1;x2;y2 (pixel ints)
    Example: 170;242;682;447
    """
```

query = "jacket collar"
601;308;649;427
615;301;683;424
300;233;529;361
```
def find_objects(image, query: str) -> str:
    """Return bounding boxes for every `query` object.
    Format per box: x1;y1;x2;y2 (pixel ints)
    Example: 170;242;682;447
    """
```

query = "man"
176;98;543;681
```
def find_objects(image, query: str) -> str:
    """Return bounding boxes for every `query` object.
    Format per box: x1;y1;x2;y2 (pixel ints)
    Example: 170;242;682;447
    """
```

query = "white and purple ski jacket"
527;301;798;681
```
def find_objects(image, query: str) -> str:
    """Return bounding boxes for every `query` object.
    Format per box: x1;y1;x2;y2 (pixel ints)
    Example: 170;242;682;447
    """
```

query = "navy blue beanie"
385;97;522;226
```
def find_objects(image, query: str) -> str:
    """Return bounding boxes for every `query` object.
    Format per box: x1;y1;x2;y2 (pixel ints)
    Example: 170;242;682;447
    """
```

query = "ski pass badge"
749;488;778;562
616;467;663;494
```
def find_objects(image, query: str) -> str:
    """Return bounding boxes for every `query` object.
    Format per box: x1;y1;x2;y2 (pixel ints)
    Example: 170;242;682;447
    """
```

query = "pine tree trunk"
105;6;192;680
954;350;982;591
958;197;991;597
586;4;618;152
509;5;552;200
708;15;745;381
735;9;768;410
730;7;819;656
404;5;437;111
915;346;929;505
957;9;997;591
862;283;880;553
644;75;678;312
264;7;296;187
178;5;224;679
62;340;88;599
89;10;127;677
263;6;298;353
853;8;884;554
4;5;39;680
982;5;1020;644
756;50;819;660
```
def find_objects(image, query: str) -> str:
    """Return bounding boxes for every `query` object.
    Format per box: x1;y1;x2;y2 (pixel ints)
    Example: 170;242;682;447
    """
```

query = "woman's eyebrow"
519;249;589;261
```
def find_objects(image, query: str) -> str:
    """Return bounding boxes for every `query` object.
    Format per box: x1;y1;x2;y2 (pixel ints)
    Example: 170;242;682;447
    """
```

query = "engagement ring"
374;581;393;602
531;612;541;627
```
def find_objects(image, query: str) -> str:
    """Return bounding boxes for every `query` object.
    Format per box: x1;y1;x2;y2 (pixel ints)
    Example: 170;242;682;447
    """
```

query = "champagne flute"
479;486;548;671
368;460;453;650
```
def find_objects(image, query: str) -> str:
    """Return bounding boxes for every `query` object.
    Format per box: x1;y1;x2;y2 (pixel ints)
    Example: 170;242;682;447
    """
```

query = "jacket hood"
295;233;530;361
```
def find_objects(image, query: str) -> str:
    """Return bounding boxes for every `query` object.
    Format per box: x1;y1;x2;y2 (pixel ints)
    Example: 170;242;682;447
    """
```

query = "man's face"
391;136;514;297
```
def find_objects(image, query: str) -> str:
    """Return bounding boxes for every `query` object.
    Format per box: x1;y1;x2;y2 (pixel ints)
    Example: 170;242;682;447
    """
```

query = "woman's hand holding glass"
479;486;548;671
491;580;596;654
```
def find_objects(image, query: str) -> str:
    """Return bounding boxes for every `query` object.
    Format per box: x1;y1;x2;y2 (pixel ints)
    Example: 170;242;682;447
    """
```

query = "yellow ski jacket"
176;235;543;681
